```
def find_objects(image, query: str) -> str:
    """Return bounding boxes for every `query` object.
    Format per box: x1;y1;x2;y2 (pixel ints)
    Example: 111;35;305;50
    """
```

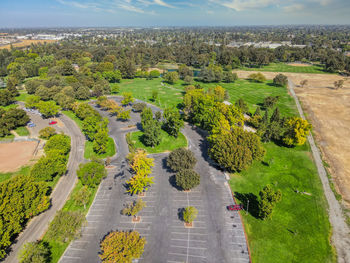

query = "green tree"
122;199;146;217
126;174;154;195
44;134;71;155
163;108;184;137
183;206;198;224
259;185;282;219
0;89;14;106
235;98;249;113
82;115;102;141
223;71;238;83
140;107;153;130
151;90;158;102
39;127;57;139
73;186;91;209
99;231;146;263
77;161;107;187
163;71;179;84
263;96;279;109
121;92;134;106
36;101;60;118
167;148;197;172
149;70;160;79
46;210;85;243
93;128;109;154
118;109;131;121
132;103;146;113
25;95;40;108
248;72;266;83
175;169;200;191
142;119;161;147
19;241;51;263
273;74;288;87
283;117;312;146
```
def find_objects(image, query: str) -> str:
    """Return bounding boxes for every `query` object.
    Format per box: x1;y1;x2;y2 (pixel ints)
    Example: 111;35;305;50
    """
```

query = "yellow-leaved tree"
283;117;312;146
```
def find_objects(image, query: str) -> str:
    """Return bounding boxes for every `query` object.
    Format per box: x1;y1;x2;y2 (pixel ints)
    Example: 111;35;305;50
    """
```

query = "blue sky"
0;0;349;27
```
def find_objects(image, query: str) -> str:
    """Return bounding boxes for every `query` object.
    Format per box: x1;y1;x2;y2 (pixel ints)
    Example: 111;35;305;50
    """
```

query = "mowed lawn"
116;78;296;116
239;62;327;74
230;143;335;263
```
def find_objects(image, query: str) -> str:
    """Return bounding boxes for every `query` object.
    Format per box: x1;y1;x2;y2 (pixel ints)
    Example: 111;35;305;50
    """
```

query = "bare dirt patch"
287;63;311;67
0;141;39;172
0;39;57;50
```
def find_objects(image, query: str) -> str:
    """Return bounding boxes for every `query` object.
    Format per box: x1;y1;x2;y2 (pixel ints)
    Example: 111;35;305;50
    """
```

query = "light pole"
246;198;249;215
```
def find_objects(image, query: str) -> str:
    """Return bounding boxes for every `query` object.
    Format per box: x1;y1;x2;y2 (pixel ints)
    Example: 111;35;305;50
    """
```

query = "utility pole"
246;199;249;215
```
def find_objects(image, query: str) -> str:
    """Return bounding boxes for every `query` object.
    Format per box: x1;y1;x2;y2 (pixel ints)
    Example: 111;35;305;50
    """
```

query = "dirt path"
288;79;350;263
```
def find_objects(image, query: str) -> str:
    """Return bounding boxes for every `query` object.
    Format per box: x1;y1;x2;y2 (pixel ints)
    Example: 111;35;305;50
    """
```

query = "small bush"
273;74;288;87
167;148;197;172
175;169;200;191
39;127;57;139
183;206;198;223
77;161;107;187
122;199;146;216
132;102;147;112
19;241;51;263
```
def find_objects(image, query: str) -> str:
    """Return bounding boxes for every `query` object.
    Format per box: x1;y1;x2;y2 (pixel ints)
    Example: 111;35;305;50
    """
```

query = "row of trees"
0;108;29;137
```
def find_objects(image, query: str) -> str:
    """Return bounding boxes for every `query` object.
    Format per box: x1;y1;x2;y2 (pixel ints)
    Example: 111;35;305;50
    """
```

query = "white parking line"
171;239;207;243
168;252;206;259
62;256;81;259
68;247;85;251
171;245;207;250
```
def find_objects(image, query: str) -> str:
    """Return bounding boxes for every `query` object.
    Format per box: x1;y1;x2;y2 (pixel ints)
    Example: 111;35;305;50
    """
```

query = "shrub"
44;134;71;155
273;73;288;87
73;186;91;209
100;231;146;263
183;206;198;224
283;117;312;146
132;102;147;112
259;185;282;219
175;169;200;191
45;210;85;243
248;72;266;83
19;241;51;263
77;161;107;187
122;199;146;216
39;127;57;139
167;148;197;172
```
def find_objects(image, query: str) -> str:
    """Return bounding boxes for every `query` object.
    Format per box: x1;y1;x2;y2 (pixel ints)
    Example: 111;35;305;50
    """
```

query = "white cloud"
153;0;175;8
283;3;304;12
211;0;280;11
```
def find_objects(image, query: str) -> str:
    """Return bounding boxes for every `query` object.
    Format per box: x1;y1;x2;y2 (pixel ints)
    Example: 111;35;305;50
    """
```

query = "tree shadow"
161;157;173;173
169;175;182;191
177;207;185;221
234;192;261;219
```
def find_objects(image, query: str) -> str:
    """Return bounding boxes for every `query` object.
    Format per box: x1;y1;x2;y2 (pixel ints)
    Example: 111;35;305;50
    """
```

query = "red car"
227;204;243;211
49;120;57;125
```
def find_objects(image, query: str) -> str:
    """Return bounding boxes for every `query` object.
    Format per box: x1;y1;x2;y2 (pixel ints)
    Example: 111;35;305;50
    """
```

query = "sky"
0;0;349;27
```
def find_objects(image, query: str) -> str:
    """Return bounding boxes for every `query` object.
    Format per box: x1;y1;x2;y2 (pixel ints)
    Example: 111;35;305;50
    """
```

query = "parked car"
227;204;243;211
27;121;35;127
49;120;57;125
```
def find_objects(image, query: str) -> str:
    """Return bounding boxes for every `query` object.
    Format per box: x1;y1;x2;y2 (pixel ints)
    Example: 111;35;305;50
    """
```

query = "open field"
0;141;38;172
14;126;29;136
239;62;327;74
0;39;57;49
0;166;31;183
116;78;297;115
230;142;335;263
130;129;187;154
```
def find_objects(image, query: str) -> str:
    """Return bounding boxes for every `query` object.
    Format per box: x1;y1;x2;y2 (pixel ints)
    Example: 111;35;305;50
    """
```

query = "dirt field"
0;39;57;49
237;70;350;205
0;141;39;172
287;63;311;67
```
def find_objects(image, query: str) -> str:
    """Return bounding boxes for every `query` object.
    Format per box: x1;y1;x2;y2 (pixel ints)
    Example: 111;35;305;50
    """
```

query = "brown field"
0;39;57;49
237;70;350;205
0;141;39;172
287;63;311;67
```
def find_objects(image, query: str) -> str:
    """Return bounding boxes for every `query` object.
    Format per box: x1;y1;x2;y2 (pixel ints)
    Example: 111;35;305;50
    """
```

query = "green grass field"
130;129;187;154
230;143;335;263
239;63;328;74
116;78;297;116
0;166;31;183
15;92;30;102
42;180;98;263
0;133;14;141
84;137;116;159
14;126;29;136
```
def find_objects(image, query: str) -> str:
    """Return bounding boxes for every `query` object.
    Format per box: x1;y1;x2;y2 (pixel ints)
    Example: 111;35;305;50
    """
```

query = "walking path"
4;113;86;263
288;79;350;263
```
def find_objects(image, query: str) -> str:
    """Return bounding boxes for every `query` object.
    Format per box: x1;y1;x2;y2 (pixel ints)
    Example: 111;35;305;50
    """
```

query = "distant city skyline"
0;0;349;27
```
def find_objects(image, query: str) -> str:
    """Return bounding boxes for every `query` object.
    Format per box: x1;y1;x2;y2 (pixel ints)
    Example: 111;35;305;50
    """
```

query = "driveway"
60;97;249;263
4;112;86;263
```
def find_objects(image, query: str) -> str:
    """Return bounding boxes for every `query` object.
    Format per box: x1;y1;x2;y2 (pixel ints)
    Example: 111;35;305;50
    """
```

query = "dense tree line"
0;108;30;137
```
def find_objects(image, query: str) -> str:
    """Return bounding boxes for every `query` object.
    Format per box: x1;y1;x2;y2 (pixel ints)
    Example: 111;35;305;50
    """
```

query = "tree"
259;185;282;219
122;199;146;217
183;206;198;224
175;169;200;191
163;108;184;137
132;103;146;112
270;107;280;123
223;71;238;83
334;79;345;90
19;241;51;263
127;149;154;177
167;148;197;172
36;101;60;118
263;96;279;109
99;231;146;263
37;127;56;140
77;161;107;187
283;117;312;146
93;128;109;154
126;173;154;195
149;70;160;79
102;70;122;83
163;71;179;84
208;128;265;172
248;72;266;83
300;79;308;88
73;186;91;209
140;107;153;130
121;92;134;106
151;90;158;102
25;95;40;108
82;115;102;141
46;210;85;243
0;89;14;106
142;119;161;147
111;84;120;94
184;75;193;85
44;134;71;155
118;109;131;121
235;98;249;113
1;108;30;131
75;86;91;100
178;64;193;80
273;74;288;87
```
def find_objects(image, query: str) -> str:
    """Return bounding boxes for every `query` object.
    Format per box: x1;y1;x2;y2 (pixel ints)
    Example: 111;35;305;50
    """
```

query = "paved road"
4;112;86;263
288;79;350;263
60;98;249;263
